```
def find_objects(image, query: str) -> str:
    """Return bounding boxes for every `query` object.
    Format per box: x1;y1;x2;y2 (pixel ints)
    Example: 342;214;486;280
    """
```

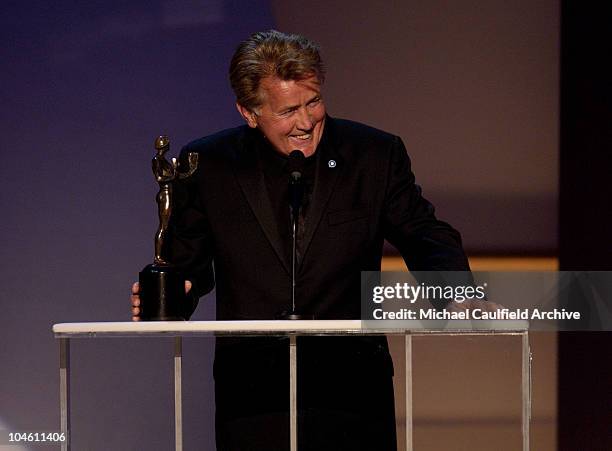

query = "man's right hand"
131;280;193;321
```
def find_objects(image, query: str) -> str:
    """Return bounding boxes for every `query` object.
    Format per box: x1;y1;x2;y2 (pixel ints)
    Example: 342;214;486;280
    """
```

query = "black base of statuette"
276;310;315;320
139;263;186;321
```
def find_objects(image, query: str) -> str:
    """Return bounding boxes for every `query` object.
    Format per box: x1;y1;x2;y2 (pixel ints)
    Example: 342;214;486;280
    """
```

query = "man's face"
237;75;326;157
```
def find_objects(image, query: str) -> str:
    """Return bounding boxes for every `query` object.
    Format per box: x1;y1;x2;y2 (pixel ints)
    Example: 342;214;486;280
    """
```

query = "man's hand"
131;280;193;321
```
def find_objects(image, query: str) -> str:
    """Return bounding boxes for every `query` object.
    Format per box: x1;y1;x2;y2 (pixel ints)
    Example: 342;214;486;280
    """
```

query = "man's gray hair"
229;30;325;110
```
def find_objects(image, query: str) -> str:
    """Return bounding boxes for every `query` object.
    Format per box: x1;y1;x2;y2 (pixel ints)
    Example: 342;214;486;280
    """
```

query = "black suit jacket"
168;116;470;449
171;115;470;321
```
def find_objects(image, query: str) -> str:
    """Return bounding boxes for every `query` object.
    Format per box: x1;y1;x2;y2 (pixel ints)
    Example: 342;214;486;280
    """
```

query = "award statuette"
139;135;198;320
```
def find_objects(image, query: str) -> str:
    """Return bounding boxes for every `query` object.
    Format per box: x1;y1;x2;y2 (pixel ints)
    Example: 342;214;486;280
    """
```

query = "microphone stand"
285;202;302;320
283;175;313;320
279;150;314;320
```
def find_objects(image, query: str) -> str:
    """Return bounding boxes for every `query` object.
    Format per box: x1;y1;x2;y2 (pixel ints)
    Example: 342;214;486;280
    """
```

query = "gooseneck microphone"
288;150;306;221
283;150;312;320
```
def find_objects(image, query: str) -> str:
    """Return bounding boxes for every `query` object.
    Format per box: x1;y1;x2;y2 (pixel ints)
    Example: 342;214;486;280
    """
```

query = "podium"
52;320;531;451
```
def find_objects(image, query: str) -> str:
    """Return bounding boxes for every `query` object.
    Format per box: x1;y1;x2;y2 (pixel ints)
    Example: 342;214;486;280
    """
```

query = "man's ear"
236;103;258;128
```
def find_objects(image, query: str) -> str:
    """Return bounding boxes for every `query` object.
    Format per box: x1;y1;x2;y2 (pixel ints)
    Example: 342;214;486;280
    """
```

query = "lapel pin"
328;159;337;168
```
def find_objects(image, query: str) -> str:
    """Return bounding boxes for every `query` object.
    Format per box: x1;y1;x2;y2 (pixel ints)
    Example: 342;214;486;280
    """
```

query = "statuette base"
139;264;186;321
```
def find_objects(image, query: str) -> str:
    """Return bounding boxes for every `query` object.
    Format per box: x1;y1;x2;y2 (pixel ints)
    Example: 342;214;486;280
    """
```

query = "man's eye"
308;98;321;107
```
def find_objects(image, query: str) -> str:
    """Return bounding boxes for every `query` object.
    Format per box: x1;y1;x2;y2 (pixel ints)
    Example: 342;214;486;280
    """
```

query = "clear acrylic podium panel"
397;334;530;451
53;320;531;451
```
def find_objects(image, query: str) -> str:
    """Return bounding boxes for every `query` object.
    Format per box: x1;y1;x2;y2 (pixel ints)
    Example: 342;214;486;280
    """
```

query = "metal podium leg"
521;332;531;451
174;337;183;451
289;335;297;451
405;334;413;451
59;338;70;451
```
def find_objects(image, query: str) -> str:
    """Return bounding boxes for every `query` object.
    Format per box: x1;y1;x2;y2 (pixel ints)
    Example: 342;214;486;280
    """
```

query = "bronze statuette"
139;135;199;320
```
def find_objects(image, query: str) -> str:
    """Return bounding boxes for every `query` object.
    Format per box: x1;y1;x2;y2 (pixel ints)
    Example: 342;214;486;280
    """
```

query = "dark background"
559;1;612;450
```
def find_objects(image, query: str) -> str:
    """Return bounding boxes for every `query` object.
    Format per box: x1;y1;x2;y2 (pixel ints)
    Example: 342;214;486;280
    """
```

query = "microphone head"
288;150;306;180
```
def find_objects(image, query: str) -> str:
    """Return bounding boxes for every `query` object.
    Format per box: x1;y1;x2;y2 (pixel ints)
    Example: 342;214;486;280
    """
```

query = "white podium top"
52;320;528;338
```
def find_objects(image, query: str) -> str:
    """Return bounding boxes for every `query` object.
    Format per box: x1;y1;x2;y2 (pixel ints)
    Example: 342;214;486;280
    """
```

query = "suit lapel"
233;130;291;275
300;117;344;264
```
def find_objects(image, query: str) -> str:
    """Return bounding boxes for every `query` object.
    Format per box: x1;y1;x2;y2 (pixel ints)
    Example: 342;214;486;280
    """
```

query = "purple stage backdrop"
0;1;558;450
1;2;275;449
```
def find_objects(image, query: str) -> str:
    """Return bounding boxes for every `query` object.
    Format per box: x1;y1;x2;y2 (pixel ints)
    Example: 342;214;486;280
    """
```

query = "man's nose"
295;107;314;130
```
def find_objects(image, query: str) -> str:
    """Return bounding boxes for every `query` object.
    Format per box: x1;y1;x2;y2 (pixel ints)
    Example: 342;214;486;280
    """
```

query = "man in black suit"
132;30;470;451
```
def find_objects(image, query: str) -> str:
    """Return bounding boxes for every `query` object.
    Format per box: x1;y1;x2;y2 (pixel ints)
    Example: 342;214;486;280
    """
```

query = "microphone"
288;149;306;176
288;150;305;218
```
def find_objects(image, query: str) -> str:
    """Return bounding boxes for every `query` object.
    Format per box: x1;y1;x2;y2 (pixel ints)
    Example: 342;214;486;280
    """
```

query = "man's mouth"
290;133;311;140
